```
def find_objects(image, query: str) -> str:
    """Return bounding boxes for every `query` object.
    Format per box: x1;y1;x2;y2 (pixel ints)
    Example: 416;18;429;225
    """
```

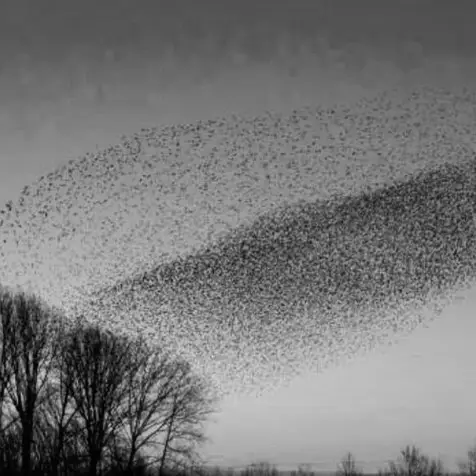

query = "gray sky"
1;2;476;472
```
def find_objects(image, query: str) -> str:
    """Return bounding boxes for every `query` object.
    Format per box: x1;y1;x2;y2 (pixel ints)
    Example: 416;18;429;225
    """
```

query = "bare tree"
378;445;446;476
336;452;363;476
104;336;218;476
1;285;219;476
240;462;279;476
0;286;16;474
30;355;85;476
100;337;163;475
103;433;150;476
58;414;91;475
60;315;143;476
457;441;476;476
153;359;219;476
0;284;66;476
0;417;22;474
291;463;316;476
0;285;20;434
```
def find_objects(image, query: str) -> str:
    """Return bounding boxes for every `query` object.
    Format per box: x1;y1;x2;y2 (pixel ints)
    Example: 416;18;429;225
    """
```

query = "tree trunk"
159;424;173;476
21;421;32;476
89;450;101;476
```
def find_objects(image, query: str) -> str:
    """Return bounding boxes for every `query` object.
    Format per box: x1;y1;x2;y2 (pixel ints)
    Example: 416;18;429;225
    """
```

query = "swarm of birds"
1;84;475;398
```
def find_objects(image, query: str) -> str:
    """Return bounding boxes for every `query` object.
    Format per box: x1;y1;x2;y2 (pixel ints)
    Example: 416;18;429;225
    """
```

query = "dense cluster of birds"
0;84;475;398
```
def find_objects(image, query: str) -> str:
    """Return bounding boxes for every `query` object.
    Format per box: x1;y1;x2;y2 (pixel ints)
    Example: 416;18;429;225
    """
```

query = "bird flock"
0;84;475;398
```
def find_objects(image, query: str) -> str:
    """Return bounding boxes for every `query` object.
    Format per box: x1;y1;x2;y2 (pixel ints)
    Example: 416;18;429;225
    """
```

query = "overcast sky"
1;1;476;472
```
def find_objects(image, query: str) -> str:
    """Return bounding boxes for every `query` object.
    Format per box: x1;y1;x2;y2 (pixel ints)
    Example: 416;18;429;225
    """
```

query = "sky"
1;1;476;473
201;284;476;472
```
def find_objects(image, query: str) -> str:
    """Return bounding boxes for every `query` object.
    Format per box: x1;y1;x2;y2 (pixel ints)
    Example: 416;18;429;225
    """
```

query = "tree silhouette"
0;285;218;476
104;335;219;476
458;441;476;476
378;445;446;476
337;452;363;476
59;315;137;476
31;333;85;476
154;359;218;476
0;284;65;476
